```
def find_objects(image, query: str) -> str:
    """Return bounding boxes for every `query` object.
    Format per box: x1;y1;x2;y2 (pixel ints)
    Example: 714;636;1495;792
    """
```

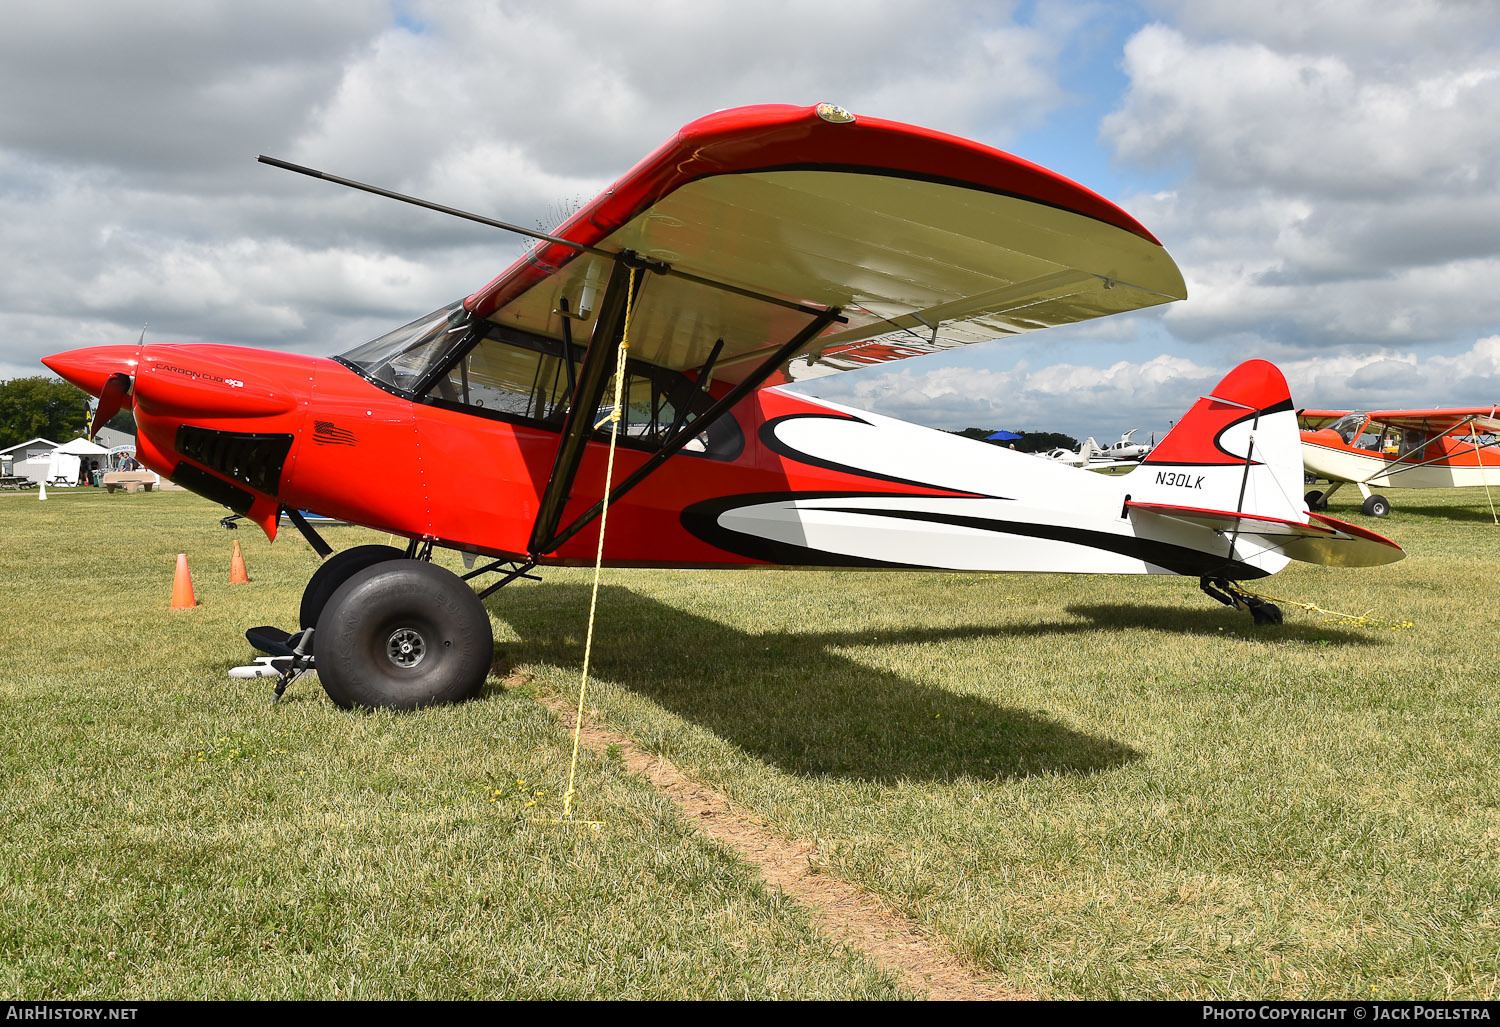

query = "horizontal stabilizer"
1128;501;1333;536
1127;502;1404;568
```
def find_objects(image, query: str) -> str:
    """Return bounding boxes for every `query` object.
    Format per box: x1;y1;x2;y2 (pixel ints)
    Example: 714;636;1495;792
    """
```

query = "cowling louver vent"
175;426;294;495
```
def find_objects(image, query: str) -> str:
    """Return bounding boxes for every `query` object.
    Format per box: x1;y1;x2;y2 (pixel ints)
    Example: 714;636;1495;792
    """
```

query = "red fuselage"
43;342;957;567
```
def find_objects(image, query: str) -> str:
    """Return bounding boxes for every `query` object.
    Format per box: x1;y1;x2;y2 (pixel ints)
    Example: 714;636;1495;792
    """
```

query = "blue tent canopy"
986;430;1023;441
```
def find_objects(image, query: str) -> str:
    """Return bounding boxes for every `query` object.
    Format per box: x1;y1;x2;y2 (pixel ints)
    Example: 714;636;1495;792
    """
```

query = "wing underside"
1365;409;1500;435
465;105;1187;385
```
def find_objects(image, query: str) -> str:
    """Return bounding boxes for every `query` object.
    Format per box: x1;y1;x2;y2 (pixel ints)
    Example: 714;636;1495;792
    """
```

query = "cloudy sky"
3;0;1498;441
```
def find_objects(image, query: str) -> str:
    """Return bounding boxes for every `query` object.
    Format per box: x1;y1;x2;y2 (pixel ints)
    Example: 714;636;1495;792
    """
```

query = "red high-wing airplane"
1298;407;1500;516
44;104;1403;710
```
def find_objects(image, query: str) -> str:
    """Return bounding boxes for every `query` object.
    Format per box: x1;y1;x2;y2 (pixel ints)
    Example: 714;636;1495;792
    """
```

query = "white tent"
47;437;110;485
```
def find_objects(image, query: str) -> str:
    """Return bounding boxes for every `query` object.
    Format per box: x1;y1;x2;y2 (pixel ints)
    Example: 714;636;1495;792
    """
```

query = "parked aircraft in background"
1037;438;1101;467
44;104;1403;711
1092;428;1154;463
1299;407;1500;516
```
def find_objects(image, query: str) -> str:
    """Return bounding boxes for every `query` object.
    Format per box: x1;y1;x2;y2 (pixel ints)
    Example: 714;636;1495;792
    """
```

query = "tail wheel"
1304;490;1327;511
299;544;406;629
314;561;493;710
1250;602;1284;626
1361;494;1391;518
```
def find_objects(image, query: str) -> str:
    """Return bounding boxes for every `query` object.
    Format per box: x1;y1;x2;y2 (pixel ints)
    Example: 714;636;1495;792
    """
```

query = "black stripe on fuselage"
682;492;1267;579
759;412;998;497
681;491;933;568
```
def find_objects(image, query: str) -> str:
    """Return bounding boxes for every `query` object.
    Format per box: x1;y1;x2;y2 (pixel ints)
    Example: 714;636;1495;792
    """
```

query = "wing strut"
540;304;844;555
1366;416;1500;480
663;337;723;442
527;255;644;556
1370;415;1468;472
257;155;833;319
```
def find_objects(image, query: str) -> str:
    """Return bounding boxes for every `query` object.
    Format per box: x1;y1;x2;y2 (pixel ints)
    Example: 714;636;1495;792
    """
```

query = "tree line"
946;427;1079;453
0;376;134;451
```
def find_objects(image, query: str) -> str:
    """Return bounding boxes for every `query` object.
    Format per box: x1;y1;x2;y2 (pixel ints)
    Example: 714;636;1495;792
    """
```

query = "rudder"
1135;360;1304;524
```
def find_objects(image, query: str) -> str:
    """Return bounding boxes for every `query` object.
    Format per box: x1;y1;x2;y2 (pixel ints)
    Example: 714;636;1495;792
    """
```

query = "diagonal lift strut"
527;248;844;558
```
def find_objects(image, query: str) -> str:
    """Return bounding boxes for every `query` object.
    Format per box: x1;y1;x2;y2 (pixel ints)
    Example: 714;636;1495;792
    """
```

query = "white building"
2;430;142;485
1;437;61;483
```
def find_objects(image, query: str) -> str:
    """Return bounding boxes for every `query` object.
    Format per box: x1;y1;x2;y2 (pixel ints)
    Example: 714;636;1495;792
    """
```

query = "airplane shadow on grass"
1058;603;1381;645
488;583;1167;784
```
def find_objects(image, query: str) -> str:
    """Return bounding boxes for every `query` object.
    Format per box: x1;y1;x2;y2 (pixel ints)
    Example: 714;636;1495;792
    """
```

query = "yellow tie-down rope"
556;268;636;827
1229;583;1414;630
1479;408;1498;524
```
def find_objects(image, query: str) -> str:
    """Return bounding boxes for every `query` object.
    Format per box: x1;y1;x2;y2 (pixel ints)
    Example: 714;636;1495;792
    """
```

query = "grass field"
2;485;1497;999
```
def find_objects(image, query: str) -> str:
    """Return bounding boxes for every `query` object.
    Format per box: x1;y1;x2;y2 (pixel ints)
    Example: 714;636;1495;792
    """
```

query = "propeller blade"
89;372;133;437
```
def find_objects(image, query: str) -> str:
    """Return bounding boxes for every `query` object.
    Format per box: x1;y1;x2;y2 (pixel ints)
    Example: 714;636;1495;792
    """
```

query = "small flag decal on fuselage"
313;420;357;446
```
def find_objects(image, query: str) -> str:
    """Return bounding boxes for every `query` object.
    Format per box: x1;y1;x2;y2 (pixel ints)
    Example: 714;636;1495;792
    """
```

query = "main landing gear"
230;539;538;710
1200;576;1283;626
1304;482;1390;517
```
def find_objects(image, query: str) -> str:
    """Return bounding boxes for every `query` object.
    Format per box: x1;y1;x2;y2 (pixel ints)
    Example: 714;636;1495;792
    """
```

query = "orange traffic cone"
171;554;197;609
229;540;250;584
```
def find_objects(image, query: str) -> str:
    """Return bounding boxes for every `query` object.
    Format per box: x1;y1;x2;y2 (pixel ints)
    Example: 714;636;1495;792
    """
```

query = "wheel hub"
385;627;427;668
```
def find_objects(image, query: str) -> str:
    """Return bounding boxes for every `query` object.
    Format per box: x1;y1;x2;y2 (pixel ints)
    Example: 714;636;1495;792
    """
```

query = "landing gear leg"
1200;576;1284;626
1305;481;1344;511
231;625;318;703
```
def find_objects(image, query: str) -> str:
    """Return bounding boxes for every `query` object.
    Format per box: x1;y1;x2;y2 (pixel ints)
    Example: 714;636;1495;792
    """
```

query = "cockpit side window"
418;322;742;460
440;336;571;422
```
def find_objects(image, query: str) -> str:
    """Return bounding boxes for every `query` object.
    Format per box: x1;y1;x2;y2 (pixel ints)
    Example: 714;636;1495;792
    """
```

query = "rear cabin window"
1399;429;1431;456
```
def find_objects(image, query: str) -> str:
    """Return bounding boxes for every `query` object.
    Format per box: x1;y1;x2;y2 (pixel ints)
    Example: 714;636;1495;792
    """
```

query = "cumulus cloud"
792;336;1500;441
792;352;1223;439
1099;4;1500;357
1279;335;1500;410
0;0;1088;379
1104;23;1500;199
0;1;387;184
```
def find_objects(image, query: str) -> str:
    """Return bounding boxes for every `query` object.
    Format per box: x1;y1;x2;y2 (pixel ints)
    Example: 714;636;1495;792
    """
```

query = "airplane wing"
464;103;1186;387
1297;408;1350;431
1362;407;1500;436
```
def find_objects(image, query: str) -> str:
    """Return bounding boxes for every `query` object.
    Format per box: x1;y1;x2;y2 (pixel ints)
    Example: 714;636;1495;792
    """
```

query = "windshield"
338;300;473;393
1329;411;1367;444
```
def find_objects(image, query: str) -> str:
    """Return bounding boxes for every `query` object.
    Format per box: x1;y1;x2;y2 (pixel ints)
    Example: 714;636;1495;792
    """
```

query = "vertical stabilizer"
1135;360;1304;524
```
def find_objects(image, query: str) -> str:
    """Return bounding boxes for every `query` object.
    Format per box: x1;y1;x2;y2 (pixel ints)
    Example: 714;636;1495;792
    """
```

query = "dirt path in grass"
530;686;1025;1001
